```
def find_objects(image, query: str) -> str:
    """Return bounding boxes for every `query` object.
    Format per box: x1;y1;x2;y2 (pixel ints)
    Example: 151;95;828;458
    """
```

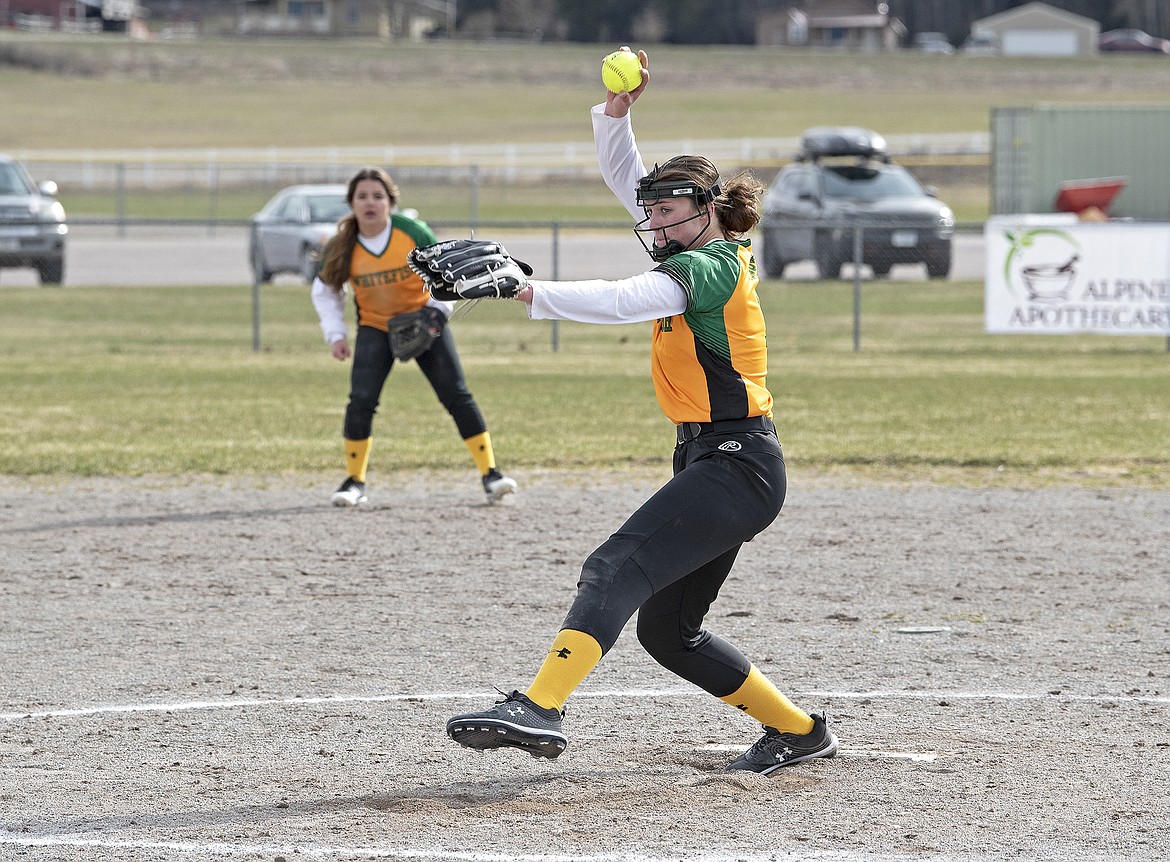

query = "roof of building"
973;1;1097;31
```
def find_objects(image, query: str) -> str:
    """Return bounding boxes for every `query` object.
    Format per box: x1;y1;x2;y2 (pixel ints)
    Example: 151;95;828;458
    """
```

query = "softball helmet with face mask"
633;157;722;262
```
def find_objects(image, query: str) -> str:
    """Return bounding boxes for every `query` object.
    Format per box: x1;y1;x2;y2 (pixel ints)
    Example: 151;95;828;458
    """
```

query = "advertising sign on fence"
984;215;1170;336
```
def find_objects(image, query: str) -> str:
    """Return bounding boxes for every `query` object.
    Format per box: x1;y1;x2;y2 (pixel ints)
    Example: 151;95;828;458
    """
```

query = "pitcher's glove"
408;239;532;301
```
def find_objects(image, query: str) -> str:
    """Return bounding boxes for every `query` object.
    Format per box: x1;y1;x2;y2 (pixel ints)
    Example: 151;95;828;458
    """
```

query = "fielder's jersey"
652;239;772;424
350;214;436;332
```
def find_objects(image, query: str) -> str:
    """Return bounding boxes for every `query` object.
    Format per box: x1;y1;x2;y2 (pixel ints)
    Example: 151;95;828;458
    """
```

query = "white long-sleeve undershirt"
527;270;686;324
591;103;646;221
310;276;348;345
516;105;691;325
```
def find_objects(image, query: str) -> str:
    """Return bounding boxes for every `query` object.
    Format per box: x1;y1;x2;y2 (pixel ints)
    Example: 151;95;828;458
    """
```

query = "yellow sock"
344;437;371;483
525;629;603;711
463;431;496;476
720;665;814;735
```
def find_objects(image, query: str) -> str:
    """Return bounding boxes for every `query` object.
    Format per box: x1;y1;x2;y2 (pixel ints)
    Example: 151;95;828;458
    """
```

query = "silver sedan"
248;184;349;283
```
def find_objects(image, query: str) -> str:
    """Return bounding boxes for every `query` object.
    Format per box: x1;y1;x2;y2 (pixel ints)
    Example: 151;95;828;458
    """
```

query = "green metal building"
992;104;1170;220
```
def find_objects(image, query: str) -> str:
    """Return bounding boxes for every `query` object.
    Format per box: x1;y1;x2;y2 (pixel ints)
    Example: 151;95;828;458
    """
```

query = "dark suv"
0;155;67;285
758;127;954;280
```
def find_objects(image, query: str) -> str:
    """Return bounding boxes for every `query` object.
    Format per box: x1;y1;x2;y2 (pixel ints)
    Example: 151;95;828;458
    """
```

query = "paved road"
0;225;985;288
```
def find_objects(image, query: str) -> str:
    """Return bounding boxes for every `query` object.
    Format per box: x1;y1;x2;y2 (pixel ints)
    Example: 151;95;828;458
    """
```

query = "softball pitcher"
310;167;516;507
443;50;837;774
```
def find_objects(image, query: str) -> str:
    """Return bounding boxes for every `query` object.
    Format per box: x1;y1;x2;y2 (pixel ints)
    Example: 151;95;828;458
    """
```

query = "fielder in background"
310;166;517;507
430;49;837;775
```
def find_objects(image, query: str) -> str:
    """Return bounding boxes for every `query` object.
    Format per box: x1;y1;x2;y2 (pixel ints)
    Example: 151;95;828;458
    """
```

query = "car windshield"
306;194;349;223
820;165;924;201
0;163;33;196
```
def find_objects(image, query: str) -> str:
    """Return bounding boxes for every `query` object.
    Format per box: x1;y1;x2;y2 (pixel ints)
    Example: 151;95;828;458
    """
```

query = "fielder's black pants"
561;418;787;698
343;323;486;442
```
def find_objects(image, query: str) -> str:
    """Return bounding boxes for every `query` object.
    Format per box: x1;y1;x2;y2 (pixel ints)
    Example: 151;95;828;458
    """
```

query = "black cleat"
331;476;367;507
482;468;518;504
447;690;566;759
726;713;838;775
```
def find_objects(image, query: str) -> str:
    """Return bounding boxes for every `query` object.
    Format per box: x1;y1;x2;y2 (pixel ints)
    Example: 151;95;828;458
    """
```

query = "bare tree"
1112;0;1170;33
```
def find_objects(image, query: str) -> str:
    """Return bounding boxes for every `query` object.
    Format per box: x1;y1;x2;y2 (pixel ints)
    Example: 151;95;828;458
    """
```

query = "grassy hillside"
3;35;1170;150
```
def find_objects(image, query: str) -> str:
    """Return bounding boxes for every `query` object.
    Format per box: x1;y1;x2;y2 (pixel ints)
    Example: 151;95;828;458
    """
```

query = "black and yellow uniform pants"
343;323;487;442
562;417;786;699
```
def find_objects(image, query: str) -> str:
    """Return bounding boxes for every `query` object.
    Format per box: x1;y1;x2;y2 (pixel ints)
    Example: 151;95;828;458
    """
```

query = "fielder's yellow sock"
463;431;496;476
344;437;372;483
525;629;603;711
720;665;814;735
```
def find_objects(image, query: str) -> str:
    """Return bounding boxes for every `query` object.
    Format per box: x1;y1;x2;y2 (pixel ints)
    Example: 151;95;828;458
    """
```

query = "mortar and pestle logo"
1002;228;1081;302
1020;254;1078;302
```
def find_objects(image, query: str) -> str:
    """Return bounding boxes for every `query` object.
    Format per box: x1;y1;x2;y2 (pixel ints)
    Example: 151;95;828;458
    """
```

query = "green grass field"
2;280;1166;486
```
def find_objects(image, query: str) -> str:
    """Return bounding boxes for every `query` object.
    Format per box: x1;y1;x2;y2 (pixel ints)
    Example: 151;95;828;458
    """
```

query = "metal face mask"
633;166;722;262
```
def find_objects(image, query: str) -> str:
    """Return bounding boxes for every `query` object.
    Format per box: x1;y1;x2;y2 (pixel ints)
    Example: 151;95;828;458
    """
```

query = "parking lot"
0;224;987;288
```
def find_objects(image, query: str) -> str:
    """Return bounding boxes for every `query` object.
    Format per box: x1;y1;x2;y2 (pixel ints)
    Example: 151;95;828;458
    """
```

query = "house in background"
757;1;905;51
234;0;453;39
1;0;146;32
971;2;1098;57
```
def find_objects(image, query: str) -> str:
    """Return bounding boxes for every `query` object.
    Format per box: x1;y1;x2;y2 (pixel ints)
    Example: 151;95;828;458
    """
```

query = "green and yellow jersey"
349;214;436;332
651;239;772;424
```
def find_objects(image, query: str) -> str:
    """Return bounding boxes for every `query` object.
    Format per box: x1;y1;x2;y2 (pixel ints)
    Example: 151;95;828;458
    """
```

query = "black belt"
676;415;774;444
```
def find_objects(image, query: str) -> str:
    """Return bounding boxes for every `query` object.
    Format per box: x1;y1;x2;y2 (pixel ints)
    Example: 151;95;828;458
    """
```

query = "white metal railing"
15;132;991;175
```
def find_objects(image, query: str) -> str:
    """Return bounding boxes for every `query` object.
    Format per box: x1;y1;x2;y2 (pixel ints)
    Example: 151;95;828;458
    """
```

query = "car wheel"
299;246;320;284
871;260;892;278
250;241;272;283
814;232;844;280
36;256;64;286
925;243;953;280
759;231;787;279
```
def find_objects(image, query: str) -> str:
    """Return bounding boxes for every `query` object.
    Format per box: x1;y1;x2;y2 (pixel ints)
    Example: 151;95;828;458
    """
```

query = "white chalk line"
697;744;937;762
0;689;1146;862
2;686;1166;722
0;835;982;862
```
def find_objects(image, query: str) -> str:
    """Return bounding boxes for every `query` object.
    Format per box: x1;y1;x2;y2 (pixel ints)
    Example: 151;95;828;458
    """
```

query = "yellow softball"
601;49;642;94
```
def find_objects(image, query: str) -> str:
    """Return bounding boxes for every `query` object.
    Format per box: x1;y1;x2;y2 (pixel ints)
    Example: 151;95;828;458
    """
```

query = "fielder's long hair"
318;166;401;291
649;155;765;238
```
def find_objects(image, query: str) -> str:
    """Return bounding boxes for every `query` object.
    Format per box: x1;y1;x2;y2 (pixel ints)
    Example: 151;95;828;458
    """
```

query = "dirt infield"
1;471;1167;861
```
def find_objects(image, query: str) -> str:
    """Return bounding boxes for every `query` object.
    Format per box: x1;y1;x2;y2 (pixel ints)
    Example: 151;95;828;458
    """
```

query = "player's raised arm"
594;46;650;219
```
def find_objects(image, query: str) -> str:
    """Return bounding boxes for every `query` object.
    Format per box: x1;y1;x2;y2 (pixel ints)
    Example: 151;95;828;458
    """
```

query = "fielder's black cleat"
482;468;518;504
331;476;367;507
447;690;567;759
726;713;838;775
